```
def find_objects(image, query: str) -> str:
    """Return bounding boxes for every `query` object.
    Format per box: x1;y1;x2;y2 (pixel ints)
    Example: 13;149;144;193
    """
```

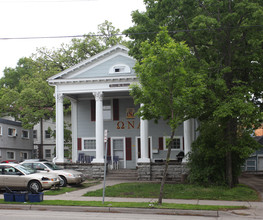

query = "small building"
243;136;263;172
47;45;197;180
0;118;33;162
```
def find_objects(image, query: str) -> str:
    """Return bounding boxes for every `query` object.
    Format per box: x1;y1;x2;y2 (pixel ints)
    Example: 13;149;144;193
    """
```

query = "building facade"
0;118;33;162
48;45;196;179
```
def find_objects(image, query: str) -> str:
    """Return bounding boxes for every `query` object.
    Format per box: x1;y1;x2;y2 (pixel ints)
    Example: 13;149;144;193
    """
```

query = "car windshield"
44;162;62;170
15;164;36;175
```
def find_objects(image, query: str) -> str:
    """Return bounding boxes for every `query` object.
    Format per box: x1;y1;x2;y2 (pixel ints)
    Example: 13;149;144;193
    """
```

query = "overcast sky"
0;0;145;78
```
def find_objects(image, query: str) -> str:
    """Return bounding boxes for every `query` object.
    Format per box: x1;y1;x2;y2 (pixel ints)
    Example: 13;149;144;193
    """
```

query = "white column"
138;104;150;163
183;119;192;163
54;93;64;163
71;99;78;163
92;91;104;163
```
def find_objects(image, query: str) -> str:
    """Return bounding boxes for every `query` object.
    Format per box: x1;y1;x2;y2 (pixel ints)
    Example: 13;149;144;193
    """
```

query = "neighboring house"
243;136;263;172
33;116;71;161
0;118;33;162
47;45;197;179
33;119;56;160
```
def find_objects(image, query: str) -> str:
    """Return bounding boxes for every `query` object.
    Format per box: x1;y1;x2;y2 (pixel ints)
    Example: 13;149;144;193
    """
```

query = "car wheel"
59;176;67;187
28;180;42;193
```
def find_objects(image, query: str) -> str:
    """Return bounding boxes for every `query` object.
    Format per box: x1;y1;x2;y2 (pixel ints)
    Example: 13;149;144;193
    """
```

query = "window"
7;151;15;160
8;128;17;137
33;130;37;139
103;100;112;120
0;126;2;135
109;64;131;74
45;130;51;139
164;136;182;150
20;152;28;160
45;149;51;158
21;130;29;139
83;138;96;151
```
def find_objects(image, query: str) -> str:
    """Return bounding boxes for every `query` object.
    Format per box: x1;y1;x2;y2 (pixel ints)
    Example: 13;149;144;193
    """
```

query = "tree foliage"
0;20;125;129
131;28;206;204
125;0;263;187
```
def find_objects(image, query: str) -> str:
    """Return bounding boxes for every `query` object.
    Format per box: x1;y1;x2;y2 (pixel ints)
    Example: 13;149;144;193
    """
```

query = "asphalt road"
0;209;217;220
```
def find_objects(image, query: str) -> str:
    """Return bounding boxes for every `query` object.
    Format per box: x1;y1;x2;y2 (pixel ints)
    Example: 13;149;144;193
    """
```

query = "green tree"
125;0;263;187
131;28;206;204
0;20;125;159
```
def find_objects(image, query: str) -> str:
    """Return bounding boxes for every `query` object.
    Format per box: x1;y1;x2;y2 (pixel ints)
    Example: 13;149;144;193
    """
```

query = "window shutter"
77;138;82;150
159;137;163;150
126;137;132;160
113;99;119;121
137;138;141;159
182;137;184;151
91;100;96;121
107;138;111;156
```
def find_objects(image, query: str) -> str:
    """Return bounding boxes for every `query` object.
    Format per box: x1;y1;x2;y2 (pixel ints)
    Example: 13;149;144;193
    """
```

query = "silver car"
0;163;60;193
21;160;86;187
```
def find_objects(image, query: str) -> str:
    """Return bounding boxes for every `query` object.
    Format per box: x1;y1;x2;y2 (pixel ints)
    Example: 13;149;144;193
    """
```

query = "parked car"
20;160;86;187
0;163;60;193
0;160;18;164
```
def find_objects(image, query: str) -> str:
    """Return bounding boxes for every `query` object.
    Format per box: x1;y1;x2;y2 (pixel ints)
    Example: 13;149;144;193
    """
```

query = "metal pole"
102;131;108;204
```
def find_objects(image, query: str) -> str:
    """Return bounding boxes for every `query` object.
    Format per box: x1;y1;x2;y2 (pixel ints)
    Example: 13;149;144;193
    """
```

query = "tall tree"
131;28;206;204
0;20;125;159
125;0;263;187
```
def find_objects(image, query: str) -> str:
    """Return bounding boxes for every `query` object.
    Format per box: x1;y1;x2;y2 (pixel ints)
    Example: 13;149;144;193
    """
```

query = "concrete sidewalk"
0;180;263;218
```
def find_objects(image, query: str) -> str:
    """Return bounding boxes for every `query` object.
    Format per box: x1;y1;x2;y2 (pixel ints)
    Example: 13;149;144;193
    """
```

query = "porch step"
107;169;138;181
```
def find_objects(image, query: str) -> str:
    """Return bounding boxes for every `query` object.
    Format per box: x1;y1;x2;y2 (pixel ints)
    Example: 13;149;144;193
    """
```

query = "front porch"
60;161;188;182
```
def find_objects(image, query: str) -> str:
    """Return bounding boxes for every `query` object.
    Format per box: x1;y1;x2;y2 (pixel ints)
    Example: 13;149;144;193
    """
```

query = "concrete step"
107;169;138;181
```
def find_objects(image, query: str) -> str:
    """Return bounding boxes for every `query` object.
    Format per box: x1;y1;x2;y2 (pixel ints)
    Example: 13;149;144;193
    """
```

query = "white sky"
0;0;145;78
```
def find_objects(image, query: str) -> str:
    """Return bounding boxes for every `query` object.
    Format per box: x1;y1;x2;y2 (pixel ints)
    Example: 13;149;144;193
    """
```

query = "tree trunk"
226;151;233;188
158;129;175;205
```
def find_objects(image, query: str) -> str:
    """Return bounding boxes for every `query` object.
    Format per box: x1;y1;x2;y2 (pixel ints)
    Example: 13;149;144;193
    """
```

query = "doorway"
111;137;126;169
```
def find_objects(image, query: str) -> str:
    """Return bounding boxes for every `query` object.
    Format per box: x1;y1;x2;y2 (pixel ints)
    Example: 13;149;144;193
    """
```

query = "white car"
0;163;60;193
21;160;86;187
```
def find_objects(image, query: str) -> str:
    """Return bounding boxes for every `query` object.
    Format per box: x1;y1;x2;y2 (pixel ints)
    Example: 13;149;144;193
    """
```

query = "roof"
254;136;263;145
0;118;22;127
48;44;131;81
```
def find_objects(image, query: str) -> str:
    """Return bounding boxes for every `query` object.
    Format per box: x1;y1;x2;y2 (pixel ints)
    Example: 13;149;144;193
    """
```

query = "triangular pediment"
48;45;136;81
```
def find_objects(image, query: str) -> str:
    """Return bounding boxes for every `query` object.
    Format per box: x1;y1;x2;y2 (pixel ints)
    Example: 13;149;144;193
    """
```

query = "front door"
112;138;125;169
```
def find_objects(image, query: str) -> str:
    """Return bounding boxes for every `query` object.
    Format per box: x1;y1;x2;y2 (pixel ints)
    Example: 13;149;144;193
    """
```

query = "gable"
48;45;136;82
70;54;136;79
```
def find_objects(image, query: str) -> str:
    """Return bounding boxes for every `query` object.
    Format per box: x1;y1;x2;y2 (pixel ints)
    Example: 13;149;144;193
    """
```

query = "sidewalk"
0;180;263;218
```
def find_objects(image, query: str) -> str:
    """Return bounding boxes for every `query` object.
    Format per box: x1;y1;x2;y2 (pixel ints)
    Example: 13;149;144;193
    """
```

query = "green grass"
44;181;101;195
0;199;246;211
84;182;259;201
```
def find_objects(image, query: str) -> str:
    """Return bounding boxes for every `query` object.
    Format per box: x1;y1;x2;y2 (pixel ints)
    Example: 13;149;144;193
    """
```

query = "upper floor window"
33;130;37;139
109;64;131;74
45;130;51;139
22;130;29;139
0;126;2;136
8;128;17;137
103;100;112;120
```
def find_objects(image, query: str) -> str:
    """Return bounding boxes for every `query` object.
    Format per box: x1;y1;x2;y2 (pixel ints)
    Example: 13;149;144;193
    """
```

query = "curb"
0;204;219;217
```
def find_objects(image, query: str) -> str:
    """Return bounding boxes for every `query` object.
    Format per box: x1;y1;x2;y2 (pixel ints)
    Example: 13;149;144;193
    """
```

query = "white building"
48;45;197;179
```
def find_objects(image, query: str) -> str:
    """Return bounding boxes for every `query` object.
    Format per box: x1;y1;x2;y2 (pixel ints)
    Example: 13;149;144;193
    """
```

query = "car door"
0;166;5;188
3;166;26;188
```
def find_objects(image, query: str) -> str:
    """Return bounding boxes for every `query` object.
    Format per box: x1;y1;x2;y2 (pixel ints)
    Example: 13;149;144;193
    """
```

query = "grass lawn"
0;199;246;211
84;182;259;201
